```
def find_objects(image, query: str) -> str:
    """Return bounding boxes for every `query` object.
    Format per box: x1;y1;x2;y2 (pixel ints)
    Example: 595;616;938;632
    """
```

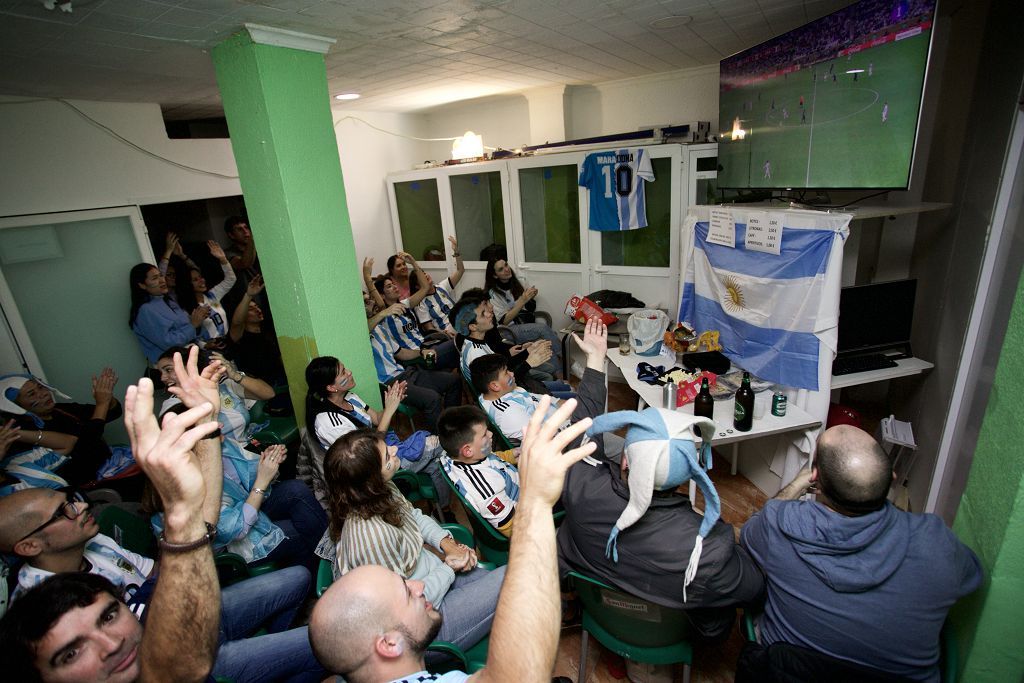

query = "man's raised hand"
167;346;223;414
518;397;596;507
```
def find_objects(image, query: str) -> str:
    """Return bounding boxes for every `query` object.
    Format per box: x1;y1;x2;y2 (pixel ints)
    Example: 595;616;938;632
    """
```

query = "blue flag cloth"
678;207;849;391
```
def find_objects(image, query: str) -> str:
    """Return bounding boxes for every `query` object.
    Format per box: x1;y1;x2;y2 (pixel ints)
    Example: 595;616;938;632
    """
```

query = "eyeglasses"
17;487;91;543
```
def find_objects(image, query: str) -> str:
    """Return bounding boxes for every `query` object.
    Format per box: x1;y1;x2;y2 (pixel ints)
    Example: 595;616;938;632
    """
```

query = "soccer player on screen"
763;160;772;180
882;102;889;123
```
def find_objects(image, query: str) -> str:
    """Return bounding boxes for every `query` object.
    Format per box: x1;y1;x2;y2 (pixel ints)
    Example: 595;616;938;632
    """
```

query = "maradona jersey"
579;148;655;231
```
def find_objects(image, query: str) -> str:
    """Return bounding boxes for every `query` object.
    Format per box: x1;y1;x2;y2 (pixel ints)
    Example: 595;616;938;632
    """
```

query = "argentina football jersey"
579;147;655;231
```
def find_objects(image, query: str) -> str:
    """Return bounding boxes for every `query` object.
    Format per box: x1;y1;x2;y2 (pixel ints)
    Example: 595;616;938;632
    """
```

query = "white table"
605;347;822;478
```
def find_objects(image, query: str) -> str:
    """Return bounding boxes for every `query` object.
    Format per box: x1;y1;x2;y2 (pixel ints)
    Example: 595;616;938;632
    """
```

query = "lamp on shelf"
452;131;483;160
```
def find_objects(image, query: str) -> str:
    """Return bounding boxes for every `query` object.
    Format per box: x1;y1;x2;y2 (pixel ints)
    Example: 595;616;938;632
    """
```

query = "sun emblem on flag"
723;276;745;311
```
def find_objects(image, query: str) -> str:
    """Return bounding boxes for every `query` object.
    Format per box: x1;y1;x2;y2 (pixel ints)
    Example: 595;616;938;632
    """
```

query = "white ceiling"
0;0;851;119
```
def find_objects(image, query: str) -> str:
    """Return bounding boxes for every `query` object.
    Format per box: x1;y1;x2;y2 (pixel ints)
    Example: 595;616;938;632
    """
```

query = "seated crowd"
0;231;982;683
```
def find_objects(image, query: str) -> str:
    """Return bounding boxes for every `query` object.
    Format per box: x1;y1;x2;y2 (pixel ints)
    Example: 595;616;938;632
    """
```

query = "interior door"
0;207;153;442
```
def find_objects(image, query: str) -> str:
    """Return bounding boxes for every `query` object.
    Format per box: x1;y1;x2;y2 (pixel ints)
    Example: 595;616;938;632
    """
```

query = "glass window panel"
518;165;580;264
696;177;720;205
450;171;505;261
696;156;718;172
600;157;672;268
394;179;444;261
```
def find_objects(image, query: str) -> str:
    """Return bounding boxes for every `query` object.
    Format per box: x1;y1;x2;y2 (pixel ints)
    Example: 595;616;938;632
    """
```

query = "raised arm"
229;275;264;343
125;378;220;683
447;235;465;287
90;367;120;423
474;398;595;683
402;253;431;308
363;258;386;310
206;241;237;302
213;352;275;400
367;303;405;331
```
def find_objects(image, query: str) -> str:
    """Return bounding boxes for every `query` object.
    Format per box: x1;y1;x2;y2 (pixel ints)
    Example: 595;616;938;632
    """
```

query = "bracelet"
158;522;215;553
35;430;43;444
452;252;461;257
252;486;268;497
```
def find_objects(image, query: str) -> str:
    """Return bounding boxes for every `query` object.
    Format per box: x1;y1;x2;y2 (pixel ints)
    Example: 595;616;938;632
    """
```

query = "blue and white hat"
585;407;718;602
0;374;70;428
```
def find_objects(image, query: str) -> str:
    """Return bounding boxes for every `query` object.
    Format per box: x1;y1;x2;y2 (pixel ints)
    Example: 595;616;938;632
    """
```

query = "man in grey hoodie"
741;425;982;682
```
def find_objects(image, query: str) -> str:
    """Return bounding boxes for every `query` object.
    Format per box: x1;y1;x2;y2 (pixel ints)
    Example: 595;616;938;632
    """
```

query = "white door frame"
0;206;152;381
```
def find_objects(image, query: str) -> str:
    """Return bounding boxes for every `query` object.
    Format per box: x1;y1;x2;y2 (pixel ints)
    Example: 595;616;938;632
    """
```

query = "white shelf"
830;356;934;389
734;201;951;220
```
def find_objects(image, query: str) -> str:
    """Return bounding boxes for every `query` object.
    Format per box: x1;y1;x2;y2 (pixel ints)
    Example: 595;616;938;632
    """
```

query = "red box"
564;295;618;326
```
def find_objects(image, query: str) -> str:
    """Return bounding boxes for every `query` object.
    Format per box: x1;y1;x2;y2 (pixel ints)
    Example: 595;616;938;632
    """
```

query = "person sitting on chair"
739;425;983;681
410;235;464;339
309;396;596;683
558;407;765;642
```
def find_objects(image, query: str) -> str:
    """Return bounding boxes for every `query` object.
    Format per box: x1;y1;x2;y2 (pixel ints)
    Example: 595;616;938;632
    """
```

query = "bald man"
740;425;982;682
310;396;597;683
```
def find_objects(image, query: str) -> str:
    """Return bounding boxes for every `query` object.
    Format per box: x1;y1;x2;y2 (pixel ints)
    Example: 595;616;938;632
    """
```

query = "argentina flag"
678;206;849;391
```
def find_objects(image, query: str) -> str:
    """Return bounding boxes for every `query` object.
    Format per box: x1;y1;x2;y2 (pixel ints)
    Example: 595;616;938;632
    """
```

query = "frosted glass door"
0;209;151;442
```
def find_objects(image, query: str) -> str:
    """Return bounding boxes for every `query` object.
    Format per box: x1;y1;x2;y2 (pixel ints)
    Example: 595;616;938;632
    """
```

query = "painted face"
16;379;56;415
138;267;167;296
493;259;513;282
189;269;206;294
379;441;400;481
155;357;177;388
32;594;143;683
494;367;515;393
462;422;493;463
331;363;355;394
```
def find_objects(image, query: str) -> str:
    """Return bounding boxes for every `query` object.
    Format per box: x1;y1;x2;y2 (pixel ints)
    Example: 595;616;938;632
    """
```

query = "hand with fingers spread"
124;379;218;532
246;274;265;297
167;346;222;414
518;397;596;507
91;367;118;406
571;316;609;369
208;240;228;264
0;419;21;456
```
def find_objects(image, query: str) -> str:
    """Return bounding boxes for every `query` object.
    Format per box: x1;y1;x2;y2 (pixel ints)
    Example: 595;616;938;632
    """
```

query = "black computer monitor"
837;279;917;356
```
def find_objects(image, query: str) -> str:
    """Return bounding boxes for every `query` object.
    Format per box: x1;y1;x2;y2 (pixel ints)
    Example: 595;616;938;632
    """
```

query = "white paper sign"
707;208;736;248
744;211;782;255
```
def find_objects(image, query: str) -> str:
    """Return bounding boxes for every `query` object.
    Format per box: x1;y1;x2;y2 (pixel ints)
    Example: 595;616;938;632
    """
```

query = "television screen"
717;0;937;190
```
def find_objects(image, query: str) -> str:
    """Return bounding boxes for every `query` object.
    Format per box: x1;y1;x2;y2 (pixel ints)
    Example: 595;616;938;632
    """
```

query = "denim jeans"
263;478;329;572
510;322;562;370
437;564;507;650
212;566;326;683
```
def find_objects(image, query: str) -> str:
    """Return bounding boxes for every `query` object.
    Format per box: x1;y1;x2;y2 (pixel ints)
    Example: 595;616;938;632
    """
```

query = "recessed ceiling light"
334;93;360;100
649;15;692;29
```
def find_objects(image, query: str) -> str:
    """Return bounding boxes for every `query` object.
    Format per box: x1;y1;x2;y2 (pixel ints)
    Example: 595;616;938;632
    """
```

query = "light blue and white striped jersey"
414;277;457;333
479;387;562;445
383;307;425;350
460;338;495;383
579;148;655;231
369;324;405;383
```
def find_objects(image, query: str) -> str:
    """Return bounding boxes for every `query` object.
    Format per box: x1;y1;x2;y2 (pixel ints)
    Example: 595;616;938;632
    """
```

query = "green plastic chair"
248;399;299;447
427;637;490;674
392;469;444;521
741;610;958;682
569;570;696;683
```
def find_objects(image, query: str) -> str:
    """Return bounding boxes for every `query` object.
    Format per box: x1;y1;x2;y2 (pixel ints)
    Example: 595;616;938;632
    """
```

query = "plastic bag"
627;309;668;356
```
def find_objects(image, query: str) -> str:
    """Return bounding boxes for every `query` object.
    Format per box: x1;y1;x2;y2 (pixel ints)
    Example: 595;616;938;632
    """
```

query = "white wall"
567;65;720;138
419;94;531;161
0;97;241;217
332;110;431;270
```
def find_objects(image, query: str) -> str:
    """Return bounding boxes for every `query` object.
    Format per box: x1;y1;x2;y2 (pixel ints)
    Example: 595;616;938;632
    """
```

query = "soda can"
771;391;787;417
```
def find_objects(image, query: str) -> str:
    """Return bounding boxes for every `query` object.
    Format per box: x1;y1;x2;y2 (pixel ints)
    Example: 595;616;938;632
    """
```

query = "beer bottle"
694;377;714;437
734;371;754;432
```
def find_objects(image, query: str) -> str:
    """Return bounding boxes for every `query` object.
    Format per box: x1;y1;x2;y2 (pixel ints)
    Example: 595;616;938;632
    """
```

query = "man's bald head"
310;564;445;682
815;425;893;516
0;488;53;552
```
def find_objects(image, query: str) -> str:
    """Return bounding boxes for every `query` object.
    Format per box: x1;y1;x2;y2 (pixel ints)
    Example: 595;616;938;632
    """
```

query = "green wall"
952;267;1024;681
212;31;379;418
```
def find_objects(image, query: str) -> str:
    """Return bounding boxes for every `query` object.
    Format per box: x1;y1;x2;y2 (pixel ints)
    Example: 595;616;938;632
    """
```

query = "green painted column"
211;27;380;422
951;267;1024;681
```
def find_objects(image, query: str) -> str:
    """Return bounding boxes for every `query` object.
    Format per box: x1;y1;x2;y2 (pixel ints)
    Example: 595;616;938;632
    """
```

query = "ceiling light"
649;15;692;29
334;93;360;100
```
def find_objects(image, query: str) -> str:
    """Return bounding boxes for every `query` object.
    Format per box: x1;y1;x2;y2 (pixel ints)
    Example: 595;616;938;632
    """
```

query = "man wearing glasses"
0;487;153;603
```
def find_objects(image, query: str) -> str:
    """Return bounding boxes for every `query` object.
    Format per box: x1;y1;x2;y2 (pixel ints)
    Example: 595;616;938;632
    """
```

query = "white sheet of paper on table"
708;208;736;248
745;211;782;256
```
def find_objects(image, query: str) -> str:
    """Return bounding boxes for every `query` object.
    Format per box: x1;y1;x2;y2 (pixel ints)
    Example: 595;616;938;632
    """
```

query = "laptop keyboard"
832;353;899;376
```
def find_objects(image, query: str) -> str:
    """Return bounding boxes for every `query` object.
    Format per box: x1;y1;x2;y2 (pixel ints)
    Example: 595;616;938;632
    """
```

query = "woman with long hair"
302;356;447;507
173;240;237;348
483;257;563;378
129;263;203;364
323;429;504;650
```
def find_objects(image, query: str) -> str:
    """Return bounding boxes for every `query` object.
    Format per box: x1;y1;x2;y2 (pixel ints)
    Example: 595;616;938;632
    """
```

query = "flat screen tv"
837;278;917;356
717;0;937;190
